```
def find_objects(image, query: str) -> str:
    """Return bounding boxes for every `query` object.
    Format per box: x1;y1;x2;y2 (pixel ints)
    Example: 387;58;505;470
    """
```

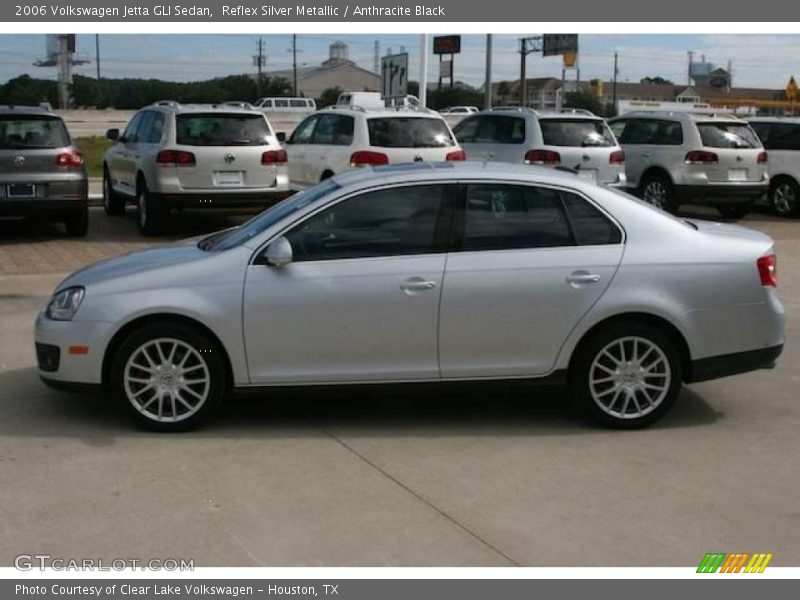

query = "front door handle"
566;271;601;286
400;277;438;293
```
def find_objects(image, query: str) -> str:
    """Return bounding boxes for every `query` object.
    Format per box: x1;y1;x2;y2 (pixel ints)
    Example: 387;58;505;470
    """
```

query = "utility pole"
484;34;492;109
517;37;540;107
612;52;618;110
687;51;694;86
374;40;380;74
253;37;266;98
292;35;298;95
420;34;429;107
95;34;100;80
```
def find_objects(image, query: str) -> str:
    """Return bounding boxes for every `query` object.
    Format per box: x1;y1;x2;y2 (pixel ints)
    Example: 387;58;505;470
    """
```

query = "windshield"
0;115;69;149
201;179;341;252
539;119;616;147
367;117;455;148
697;123;760;149
176;113;272;146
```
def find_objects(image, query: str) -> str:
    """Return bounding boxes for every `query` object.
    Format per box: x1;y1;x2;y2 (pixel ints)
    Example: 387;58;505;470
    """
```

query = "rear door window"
176;113;271;146
311;114;354;146
752;122;800;150
562;192;622;245
0;115;69;149
697;122;760;149
454;115;525;144
539;119;616;147
367;117;455;148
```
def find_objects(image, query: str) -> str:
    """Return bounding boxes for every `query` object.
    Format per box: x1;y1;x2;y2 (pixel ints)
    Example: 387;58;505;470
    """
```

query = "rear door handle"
400;277;438;293
566;271;601;286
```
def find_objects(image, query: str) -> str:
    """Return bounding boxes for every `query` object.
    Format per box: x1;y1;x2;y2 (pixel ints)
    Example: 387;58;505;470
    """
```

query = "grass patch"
74;136;114;178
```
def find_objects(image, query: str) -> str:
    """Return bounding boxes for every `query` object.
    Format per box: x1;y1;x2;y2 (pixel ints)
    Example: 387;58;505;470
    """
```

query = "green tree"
640;76;674;85
317;86;342;108
563;90;604;115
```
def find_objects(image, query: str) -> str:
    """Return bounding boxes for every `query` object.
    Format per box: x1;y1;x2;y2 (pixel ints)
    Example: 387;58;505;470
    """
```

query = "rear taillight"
524;149;560;165
757;151;768;164
757;254;778;287
446;149;467;161
262;149;288;164
609;150;625;164
55;150;84;168
684;151;719;165
156;150;196;166
350;151;389;167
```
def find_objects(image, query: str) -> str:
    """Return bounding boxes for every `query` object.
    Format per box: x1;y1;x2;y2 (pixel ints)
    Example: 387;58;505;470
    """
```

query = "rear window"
0;115;69;149
697;122;760;149
176;113;271;147
367;117;455;148
539;119;616;147
454;115;525;144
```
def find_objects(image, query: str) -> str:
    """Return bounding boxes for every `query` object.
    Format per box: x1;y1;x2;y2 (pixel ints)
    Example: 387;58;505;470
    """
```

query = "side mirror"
106;128;120;141
264;236;293;268
276;132;287;143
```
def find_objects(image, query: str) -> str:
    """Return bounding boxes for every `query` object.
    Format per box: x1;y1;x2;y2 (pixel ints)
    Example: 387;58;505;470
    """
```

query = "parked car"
453;108;626;188
254;97;316;113
439;106;479;115
36;162;784;431
609;112;768;218
748;117;800;217
284;105;465;189
102;101;290;235
0;104;88;236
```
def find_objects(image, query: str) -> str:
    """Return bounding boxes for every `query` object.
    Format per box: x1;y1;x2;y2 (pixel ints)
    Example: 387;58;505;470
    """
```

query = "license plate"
728;169;748;182
7;184;36;198
577;169;598;183
215;171;243;186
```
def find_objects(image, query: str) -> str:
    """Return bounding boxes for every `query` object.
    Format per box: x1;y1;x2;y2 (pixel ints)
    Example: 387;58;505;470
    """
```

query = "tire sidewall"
110;322;228;431
571;322;683;429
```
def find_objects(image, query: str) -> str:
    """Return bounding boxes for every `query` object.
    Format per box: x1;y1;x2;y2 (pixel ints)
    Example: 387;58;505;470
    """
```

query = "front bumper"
688;344;783;383
34;312;115;385
674;183;768;204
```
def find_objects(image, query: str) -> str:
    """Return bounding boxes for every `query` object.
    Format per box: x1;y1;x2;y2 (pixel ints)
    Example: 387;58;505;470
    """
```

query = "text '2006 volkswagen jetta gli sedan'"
35;163;784;431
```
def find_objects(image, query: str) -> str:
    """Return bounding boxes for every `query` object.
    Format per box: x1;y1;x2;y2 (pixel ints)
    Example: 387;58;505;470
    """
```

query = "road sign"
381;53;408;99
543;34;578;57
433;35;461;55
787;76;798;101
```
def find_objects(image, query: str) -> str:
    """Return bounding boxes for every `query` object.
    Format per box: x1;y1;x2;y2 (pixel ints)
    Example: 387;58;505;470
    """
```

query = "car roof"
319;106;444;119
0;104;61;118
147;101;264;116
747;116;800;124
329;161;599;192
473;107;602;120
613;111;747;123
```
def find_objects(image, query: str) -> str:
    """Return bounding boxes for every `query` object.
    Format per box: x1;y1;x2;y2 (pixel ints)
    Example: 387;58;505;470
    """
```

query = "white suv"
609;112;768;218
748;117;800;217
103;101;290;235
284;106;465;189
453;108;626;188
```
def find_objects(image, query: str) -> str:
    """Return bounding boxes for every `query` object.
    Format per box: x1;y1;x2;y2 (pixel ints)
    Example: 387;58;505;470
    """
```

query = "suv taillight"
609;150;625;164
350;151;389;167
262;149;288;164
757;254;777;287
446;149;467;161
524;150;560;165
55;150;84;168
684;151;718;165
757;151;768;164
156;150;196;166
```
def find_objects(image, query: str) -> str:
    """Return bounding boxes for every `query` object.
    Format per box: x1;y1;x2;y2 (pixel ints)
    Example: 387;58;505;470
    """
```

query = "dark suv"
0;105;88;236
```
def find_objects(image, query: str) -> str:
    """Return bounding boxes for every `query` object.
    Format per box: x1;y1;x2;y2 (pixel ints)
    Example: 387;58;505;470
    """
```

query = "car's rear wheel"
110;322;228;431
64;207;89;237
640;173;677;214
770;178;800;217
717;202;753;220
137;181;168;236
103;168;126;216
571;322;682;428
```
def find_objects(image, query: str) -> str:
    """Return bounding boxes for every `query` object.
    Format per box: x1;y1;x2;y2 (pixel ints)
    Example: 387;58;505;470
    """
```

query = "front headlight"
46;287;85;321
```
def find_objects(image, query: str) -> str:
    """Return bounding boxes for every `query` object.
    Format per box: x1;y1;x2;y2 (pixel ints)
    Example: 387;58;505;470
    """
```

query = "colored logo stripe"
697;552;773;573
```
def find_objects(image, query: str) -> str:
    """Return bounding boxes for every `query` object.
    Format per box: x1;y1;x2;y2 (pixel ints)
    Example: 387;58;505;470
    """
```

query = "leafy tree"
640;76;674;85
317;87;342;108
563;90;605;116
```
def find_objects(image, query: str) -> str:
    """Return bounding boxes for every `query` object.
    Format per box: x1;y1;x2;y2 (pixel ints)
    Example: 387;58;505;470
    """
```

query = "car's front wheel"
103;168;126;216
137;181;168;236
570;322;683;428
110;322;228;431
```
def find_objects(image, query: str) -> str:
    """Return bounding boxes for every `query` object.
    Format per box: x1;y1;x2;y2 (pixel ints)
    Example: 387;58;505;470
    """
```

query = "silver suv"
103;101;290;235
453;108;626;188
0;105;88;236
609;112;768;218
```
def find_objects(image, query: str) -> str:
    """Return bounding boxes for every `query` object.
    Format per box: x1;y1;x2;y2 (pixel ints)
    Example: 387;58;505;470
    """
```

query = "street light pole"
420;34;429;107
484;34;492;109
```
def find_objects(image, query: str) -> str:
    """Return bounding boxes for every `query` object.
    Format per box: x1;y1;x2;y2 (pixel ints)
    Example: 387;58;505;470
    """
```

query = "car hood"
56;238;207;291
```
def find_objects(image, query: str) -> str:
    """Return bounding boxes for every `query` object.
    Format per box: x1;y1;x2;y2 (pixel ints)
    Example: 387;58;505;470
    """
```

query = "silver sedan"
35;163;785;431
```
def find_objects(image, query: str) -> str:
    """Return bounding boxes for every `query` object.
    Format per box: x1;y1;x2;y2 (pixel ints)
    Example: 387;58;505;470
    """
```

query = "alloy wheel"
773;182;797;215
643;181;667;209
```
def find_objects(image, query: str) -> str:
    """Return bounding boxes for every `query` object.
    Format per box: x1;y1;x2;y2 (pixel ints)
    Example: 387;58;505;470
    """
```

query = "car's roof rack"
0;103;55;113
153;100;181;108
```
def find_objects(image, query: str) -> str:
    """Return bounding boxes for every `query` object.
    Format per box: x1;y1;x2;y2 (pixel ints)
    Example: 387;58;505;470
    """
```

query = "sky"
0;34;798;91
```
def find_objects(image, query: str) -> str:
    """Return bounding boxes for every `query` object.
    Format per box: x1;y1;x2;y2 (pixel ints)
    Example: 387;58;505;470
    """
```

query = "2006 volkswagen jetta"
35;162;784;431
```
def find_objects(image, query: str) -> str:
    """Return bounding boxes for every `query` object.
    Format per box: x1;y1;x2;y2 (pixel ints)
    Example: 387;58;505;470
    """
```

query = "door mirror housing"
276;131;287;143
264;236;293;267
106;128;120;141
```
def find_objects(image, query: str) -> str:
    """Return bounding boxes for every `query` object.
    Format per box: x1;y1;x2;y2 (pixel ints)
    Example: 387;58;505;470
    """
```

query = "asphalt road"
1;206;799;567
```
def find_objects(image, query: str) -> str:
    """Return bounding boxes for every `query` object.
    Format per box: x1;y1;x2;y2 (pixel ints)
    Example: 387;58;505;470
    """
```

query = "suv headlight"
46;287;85;321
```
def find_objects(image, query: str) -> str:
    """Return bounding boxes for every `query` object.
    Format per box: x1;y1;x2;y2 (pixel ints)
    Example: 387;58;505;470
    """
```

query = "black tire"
570;322;683;429
136;179;168;236
639;173;678;214
64;206;89;237
717;202;753;220
110;322;228;432
769;177;800;218
103;168;126;216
